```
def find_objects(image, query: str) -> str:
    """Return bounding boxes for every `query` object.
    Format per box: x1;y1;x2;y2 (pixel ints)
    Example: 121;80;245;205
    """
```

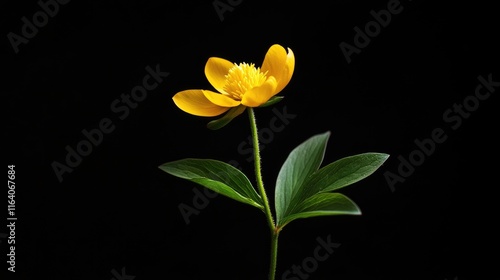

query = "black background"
3;0;498;279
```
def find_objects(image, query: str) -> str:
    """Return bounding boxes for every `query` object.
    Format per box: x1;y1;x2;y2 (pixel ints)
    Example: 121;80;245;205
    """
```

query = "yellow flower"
172;44;295;128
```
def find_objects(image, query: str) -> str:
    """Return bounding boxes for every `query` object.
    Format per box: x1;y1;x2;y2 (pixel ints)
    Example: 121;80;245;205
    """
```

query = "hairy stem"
247;107;278;280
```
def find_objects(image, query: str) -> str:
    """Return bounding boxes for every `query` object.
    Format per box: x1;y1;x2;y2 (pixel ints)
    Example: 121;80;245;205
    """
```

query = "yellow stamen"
223;63;267;100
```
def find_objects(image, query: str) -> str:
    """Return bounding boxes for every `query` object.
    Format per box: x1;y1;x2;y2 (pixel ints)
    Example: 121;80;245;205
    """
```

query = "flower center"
223;63;267;100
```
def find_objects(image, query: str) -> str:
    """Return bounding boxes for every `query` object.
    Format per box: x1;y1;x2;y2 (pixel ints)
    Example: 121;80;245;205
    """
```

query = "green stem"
248;108;275;229
269;230;279;280
247;108;278;280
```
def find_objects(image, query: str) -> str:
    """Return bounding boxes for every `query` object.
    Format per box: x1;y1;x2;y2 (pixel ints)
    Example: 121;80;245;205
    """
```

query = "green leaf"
279;193;361;228
207;105;246;130
283;153;389;222
159;158;263;209
258;96;284;108
275;131;331;225
274;130;389;228
298;152;390;200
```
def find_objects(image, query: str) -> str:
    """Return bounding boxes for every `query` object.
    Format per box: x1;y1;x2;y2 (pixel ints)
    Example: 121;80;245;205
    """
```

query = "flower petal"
274;47;295;94
241;77;277;107
172;90;230;117
205;57;234;94
262;44;287;81
203;90;241;107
